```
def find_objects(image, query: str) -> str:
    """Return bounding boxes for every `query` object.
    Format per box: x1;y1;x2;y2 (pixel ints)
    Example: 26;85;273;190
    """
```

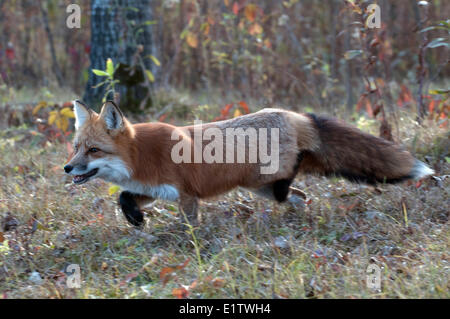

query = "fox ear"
73;100;92;130
99;101;124;131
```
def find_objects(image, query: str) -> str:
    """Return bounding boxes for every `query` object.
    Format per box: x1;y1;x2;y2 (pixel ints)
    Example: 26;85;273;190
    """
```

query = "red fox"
65;100;434;227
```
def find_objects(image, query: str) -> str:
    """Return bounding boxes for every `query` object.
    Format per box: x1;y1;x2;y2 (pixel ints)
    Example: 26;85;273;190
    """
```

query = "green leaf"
436;20;450;28
92;80;108;89
180;29;188;40
344;50;363;60
135;28;144;37
420;26;449;32
147;55;161;67
166;204;178;212
37;223;51;232
445;157;450;164
426;38;449;49
145;69;155;82
106;58;114;77
429;89;450;95
126;6;139;12
92;69;110;77
143;20;157;26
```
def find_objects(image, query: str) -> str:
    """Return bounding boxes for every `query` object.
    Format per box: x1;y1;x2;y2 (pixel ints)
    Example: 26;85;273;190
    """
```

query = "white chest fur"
118;180;180;201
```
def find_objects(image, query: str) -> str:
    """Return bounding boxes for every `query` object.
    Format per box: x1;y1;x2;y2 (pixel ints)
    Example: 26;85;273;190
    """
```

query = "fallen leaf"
176;258;190;270
212;277;226;288
159;266;176;285
189;280;198;290
37;223;52;232
119;272;139;287
160;258;190;285
172;286;189;299
109;185;121;196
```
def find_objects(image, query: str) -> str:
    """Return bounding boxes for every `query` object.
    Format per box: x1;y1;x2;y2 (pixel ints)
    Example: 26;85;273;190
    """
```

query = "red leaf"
232;2;239;15
439;112;448;128
373;104;382;117
238;101;250;113
172;287;189;299
402;85;413;103
428;100;436;114
244;4;257;22
221;103;234;117
356;95;365;112
6;48;15;60
176;258;191;270
249;23;263;35
159;258;190;285
212;277;226;288
366;99;374;118
119;272;139;287
159;266;176;285
189;280;198;290
158;113;168;122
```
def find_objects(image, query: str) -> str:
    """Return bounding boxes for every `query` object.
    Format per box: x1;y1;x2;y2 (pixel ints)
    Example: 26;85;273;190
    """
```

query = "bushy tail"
298;114;434;185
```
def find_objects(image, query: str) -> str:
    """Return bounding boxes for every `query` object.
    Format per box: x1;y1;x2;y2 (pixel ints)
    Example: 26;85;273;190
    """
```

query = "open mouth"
73;168;99;185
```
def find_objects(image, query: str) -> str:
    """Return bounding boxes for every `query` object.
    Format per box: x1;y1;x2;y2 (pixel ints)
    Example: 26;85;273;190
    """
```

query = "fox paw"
123;208;145;227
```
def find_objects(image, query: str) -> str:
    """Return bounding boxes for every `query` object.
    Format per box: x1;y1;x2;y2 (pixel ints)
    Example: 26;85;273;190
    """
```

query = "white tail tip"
411;160;434;179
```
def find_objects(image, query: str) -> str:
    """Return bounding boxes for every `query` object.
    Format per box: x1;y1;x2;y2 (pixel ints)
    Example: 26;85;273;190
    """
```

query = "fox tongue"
72;168;98;184
73;175;87;183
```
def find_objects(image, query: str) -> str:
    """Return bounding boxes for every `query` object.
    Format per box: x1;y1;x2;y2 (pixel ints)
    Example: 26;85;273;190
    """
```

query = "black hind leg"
272;179;292;202
119;191;145;227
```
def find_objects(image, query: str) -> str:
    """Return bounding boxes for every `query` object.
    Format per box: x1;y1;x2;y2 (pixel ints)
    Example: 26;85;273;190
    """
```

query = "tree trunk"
40;0;64;87
84;0;156;112
344;11;354;114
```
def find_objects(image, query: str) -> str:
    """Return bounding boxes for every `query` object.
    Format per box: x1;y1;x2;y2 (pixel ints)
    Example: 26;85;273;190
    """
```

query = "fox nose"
64;165;73;173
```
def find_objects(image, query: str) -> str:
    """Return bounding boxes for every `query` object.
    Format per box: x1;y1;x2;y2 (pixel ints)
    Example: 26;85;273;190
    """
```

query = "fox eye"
88;147;100;153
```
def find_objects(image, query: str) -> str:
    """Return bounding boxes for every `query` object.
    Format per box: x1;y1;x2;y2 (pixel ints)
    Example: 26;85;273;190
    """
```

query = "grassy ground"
0;96;448;298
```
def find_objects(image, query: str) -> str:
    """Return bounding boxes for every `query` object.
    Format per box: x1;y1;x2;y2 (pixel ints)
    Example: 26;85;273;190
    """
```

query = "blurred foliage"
0;0;448;112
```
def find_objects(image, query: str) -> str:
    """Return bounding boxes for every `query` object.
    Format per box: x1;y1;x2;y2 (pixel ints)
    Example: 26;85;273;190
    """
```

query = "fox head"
64;100;133;185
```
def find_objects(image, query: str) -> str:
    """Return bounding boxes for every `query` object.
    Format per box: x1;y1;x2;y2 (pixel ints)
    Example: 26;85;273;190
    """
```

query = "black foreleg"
119;191;145;227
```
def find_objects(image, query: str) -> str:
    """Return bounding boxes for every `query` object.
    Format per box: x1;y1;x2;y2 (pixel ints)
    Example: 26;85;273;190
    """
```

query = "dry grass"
0;101;448;299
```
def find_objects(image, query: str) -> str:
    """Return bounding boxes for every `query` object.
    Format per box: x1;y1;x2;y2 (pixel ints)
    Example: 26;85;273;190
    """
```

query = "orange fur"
66;101;434;226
